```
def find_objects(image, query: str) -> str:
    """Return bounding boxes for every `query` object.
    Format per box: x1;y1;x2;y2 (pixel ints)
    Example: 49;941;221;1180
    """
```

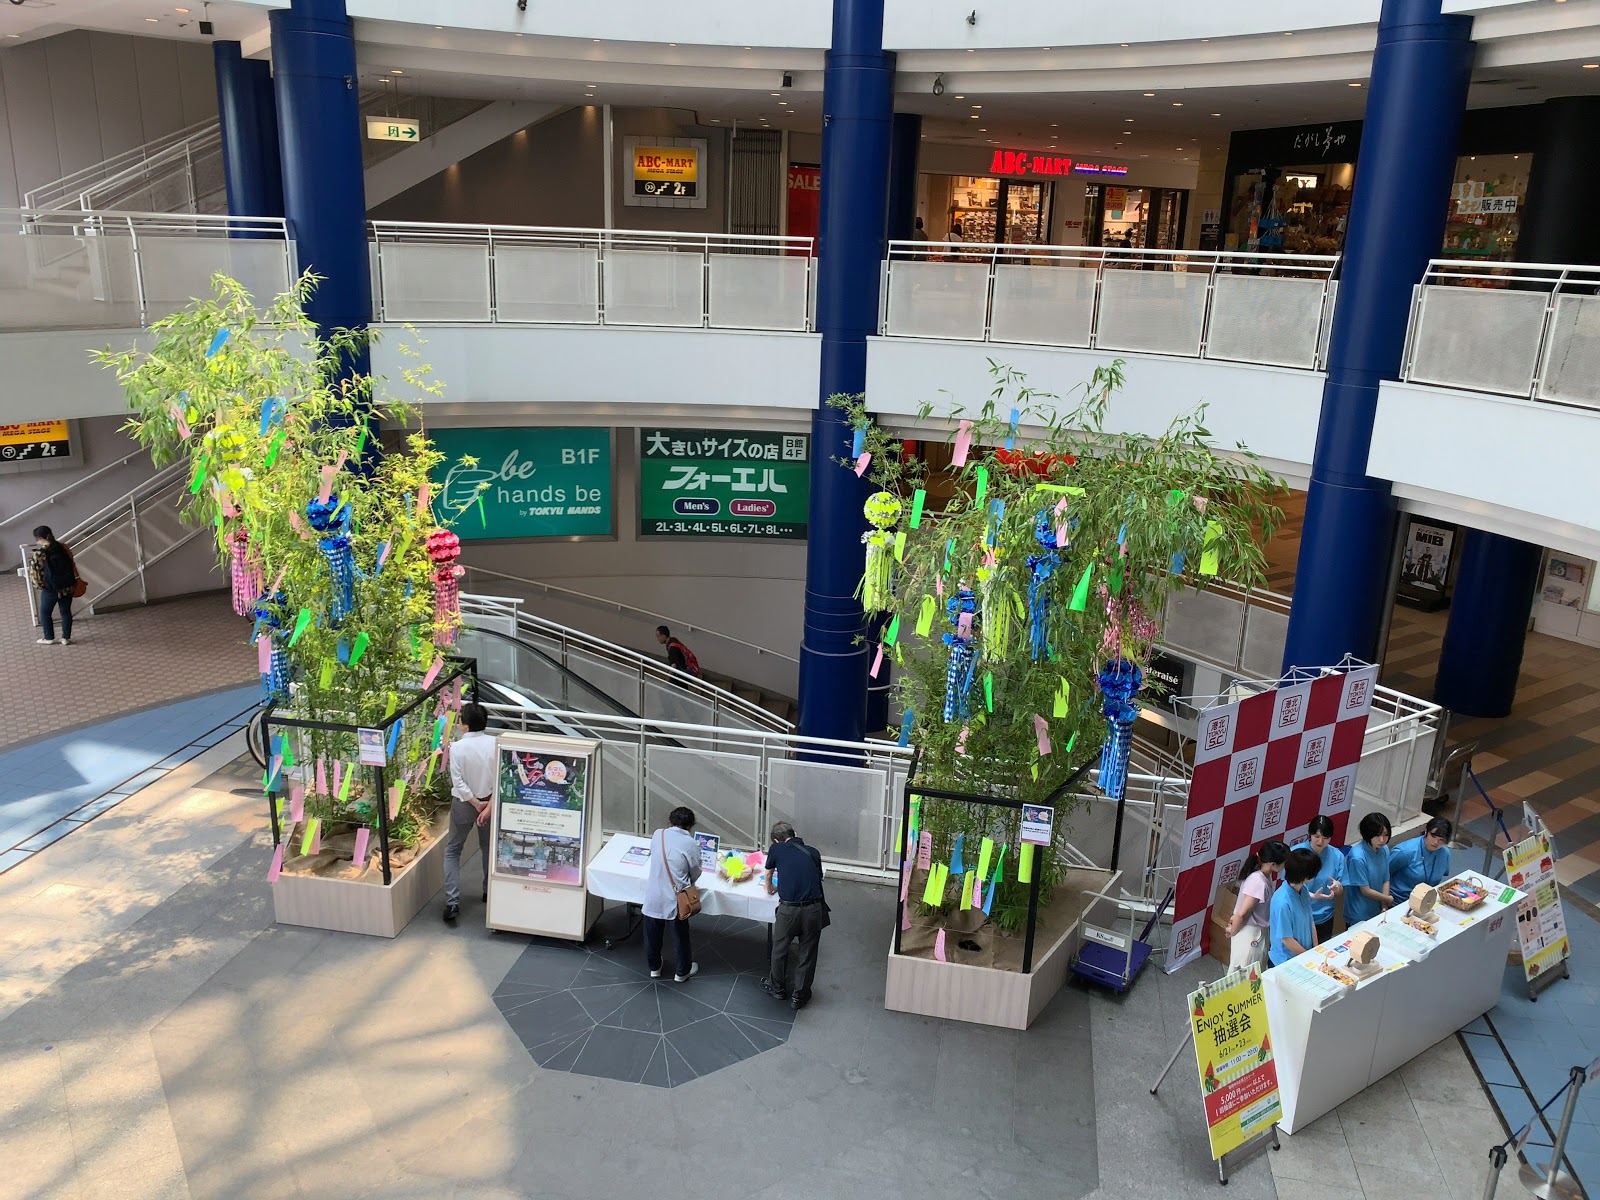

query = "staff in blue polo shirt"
1292;815;1346;945
1390;817;1453;895
1269;848;1320;967
761;821;828;1011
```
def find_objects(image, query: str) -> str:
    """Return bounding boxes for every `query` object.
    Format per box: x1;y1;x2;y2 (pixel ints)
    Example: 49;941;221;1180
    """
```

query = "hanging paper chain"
254;592;292;704
426;528;464;646
229;526;263;618
1096;657;1144;801
942;587;980;722
306;494;355;625
1026;510;1062;662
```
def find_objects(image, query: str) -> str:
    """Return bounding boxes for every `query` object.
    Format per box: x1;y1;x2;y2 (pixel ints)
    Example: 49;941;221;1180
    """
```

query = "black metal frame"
892;751;1093;974
263;655;478;885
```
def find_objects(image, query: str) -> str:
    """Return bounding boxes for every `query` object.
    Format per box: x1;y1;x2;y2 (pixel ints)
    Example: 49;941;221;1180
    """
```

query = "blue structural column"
798;0;895;744
1281;0;1473;674
213;42;284;220
1433;532;1542;716
268;0;372;401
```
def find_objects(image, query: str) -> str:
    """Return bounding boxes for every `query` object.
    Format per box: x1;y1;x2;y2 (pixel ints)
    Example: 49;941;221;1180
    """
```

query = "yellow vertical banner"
1189;967;1282;1161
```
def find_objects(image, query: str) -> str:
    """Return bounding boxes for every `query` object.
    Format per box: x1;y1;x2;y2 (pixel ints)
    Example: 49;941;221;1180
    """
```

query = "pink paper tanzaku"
388;785;402;819
308;823;321;855
951;421;973;468
270;565;287;595
934;929;947;962
957;611;973;638
417;482;431;519
870;644;884;679
1056;524;1070;549
1194;496;1209;513
935;576;945;597
1034;713;1052;756
289;790;304;823
315;757;327;796
333;448;349;473
421;657;444;690
267;844;284;883
900;859;912;902
317;464;336;504
854;452;871;477
902;902;912;931
332;760;343;796
257;635;273;673
982;549;998;569
956;726;970;756
917;829;933;870
352;828;371;871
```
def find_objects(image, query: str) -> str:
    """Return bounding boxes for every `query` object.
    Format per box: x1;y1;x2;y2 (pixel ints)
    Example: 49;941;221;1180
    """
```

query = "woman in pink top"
1224;840;1288;971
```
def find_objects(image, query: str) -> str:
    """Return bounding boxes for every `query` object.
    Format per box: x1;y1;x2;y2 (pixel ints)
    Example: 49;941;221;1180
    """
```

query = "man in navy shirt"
762;822;827;1010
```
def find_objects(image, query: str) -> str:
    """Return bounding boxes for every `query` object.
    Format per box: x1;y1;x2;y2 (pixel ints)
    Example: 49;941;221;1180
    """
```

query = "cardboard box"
1208;885;1239;966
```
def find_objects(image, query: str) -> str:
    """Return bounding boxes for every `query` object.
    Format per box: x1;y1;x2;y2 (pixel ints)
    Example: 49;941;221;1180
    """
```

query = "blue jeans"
39;590;72;641
643;915;692;978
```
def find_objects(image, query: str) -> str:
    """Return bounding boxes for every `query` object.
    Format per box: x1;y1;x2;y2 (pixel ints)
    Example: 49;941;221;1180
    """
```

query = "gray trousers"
770;901;824;998
443;798;490;907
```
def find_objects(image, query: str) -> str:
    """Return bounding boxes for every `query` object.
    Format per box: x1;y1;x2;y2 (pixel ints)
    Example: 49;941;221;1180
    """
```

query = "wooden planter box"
272;811;464;939
885;866;1119;1030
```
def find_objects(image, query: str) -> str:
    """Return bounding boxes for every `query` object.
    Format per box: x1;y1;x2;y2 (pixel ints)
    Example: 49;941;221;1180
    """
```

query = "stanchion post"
1533;1066;1586;1199
1480;1144;1506;1200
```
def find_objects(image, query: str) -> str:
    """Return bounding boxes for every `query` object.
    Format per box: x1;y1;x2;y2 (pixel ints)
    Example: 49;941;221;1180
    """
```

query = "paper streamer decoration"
301;818;321;857
900;859;912;903
206;328;231;356
1200;520;1222;576
884;614;900;646
1034;713;1052;756
983;672;994;713
1053;679;1071;718
267;844;284;883
974;465;989;504
1018;844;1035;884
892;530;906;563
851;427;865;457
915;595;936;637
909;489;926;528
388;783;403;819
951;420;972;468
319;660;334;689
934;929;947;962
1006;407;1019;451
922;863;944;906
348;631;371;665
992;845;1007;884
917;829;933;870
898;709;915;747
257;635;273;674
950;833;966;877
315;758;328;796
981;878;995;915
854;452;871;477
421;656;444;690
960;871;975;910
338;765;353;801
289;789;304;823
352;828;371;870
870;643;884;679
288;607;313;647
1069;563;1093;612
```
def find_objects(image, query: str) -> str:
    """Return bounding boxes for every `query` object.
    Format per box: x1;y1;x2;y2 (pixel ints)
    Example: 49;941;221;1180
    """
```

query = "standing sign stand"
1150;967;1282;1185
487;732;603;941
1504;810;1572;1002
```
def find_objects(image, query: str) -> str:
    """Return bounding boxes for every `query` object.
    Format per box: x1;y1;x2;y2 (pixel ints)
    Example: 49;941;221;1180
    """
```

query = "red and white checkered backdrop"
1167;664;1380;971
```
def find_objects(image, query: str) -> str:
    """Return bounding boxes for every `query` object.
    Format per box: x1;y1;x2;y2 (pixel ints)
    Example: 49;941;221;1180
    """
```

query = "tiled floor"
0;573;255;751
0;685;256;874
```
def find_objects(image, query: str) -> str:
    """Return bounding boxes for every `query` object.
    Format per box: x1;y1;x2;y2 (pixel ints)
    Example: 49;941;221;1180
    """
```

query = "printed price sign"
1504;831;1570;983
1189;967;1282;1160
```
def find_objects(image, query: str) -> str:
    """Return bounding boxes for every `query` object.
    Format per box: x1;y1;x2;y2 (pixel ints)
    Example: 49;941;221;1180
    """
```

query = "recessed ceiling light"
970;114;979;119
669;43;677;47
1284;31;1294;36
743;46;751;50
1143;92;1155;97
145;16;158;22
434;25;443;30
954;94;965;99
1120;43;1129;48
966;48;974;52
1211;112;1222;117
1042;47;1052;51
391;69;403;75
175;5;189;11
971;104;982;109
1124;117;1134;122
778;100;787;105
1172;101;1183;107
771;92;781;96
1348;81;1362;87
1201;38;1209;42
979;127;987;132
1584;63;1600;69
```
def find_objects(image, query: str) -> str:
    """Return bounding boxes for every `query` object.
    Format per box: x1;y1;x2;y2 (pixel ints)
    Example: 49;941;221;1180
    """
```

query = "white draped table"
586;832;780;925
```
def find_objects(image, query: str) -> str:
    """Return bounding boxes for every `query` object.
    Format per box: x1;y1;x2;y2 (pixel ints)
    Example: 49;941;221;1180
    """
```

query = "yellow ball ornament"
864;491;902;531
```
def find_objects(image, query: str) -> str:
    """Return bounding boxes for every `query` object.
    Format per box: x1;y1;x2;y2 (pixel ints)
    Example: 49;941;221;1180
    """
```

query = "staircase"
24;119;225;215
699;670;796;727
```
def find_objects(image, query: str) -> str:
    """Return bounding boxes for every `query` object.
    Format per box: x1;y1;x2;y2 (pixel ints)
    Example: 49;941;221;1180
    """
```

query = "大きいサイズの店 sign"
638;428;809;539
428;427;612;540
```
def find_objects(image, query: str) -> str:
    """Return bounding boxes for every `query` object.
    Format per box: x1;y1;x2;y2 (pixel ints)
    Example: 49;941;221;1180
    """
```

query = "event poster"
495;740;592;886
1189;967;1282;1160
1398;518;1455;601
638;428;810;539
1504;830;1570;982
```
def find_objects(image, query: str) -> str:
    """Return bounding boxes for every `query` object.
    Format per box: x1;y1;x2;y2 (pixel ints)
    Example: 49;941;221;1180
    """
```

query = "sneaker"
790;991;810;1011
442;904;459;925
673;963;699;983
649;967;663;979
35;638;53;645
761;978;789;1002
57;638;71;646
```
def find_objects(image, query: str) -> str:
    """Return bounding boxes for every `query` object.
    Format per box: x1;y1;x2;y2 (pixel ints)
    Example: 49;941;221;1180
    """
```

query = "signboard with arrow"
366;119;420;143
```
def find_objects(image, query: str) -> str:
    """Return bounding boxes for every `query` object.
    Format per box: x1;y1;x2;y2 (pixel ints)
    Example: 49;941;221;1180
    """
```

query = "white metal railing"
460;563;799;668
1;208;293;332
0;449;148;540
17;461;204;625
1159;578;1293;682
481;702;912;874
1401;258;1600;410
881;241;1339;371
459;591;793;735
368;220;816;333
23;118;222;213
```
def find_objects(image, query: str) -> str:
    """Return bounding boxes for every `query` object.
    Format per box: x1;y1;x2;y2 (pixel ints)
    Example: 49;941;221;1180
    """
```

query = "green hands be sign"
429;427;613;540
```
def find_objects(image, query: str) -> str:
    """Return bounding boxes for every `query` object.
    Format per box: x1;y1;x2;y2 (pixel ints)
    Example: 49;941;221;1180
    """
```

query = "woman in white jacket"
643;806;702;982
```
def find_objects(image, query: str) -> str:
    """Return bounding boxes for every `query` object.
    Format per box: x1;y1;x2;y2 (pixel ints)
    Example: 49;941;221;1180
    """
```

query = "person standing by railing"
28;526;80;646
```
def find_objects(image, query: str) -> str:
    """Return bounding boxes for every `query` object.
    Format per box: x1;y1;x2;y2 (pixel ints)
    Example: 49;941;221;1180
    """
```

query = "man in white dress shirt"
443;702;496;925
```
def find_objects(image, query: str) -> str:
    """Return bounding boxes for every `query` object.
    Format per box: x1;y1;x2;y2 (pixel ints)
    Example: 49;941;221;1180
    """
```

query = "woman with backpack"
29;525;80;646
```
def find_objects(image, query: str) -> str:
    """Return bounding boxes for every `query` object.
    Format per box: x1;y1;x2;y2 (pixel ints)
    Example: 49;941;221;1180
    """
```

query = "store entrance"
926;174;1053;245
1082;185;1187;250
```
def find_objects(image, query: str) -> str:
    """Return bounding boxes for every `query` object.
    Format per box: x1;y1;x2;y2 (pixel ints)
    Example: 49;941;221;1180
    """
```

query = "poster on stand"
1189;967;1282;1160
1168;663;1378;970
1504;829;1570;983
1396;518;1455;609
493;736;595;886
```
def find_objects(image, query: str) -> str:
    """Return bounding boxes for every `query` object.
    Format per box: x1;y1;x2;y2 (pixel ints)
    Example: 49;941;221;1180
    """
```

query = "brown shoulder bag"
659;829;701;920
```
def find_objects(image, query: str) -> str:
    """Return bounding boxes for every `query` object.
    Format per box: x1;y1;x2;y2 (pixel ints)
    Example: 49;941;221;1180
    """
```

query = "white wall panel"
372;324;821;412
89;33;147;160
46;33;105;178
0;329;152;424
2;44;62;199
864;336;1324;471
177;43;219;127
1372;381;1600;543
133;37;184;142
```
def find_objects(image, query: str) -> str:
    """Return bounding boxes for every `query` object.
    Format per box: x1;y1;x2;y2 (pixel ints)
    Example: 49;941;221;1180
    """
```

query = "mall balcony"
4;3;1600;1198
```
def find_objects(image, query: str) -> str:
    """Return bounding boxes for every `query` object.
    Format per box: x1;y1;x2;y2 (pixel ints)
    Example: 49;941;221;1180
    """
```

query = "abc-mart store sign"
988;149;1129;179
